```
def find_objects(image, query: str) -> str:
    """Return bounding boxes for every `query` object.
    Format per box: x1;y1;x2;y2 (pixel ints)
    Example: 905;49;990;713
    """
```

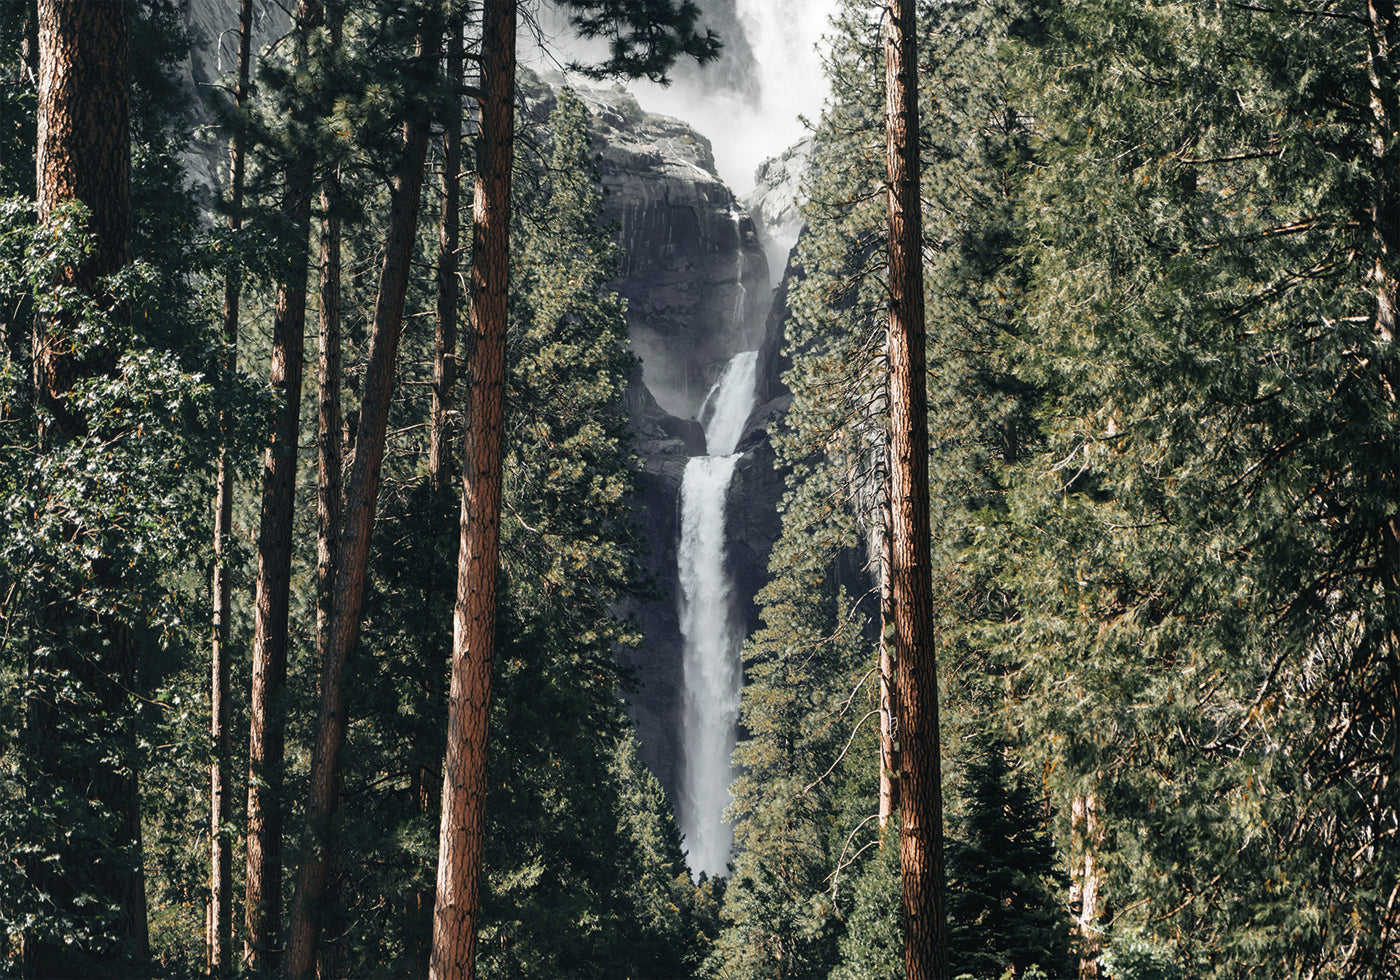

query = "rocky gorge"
176;2;813;869
558;80;801;819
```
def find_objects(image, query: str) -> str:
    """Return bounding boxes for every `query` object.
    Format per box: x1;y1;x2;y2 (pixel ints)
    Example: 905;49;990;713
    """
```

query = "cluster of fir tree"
0;2;254;974
0;2;718;975
717;0;1398;978
319;83;719;977
219;48;722;980
712;2;1068;978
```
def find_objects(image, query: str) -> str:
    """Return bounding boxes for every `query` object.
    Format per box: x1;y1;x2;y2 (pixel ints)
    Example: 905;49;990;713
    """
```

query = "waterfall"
677;350;759;878
731;209;749;329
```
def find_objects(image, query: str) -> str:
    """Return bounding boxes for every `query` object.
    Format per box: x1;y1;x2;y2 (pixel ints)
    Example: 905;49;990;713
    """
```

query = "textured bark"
33;0;130;438
209;1;252;973
884;1;949;978
430;3;516;977
311;15;346;977
28;2;145;972
411;21;466;972
315;6;344;712
878;435;898;829
207;3;252;974
1069;792;1105;979
282;20;440;976
243;4;322;972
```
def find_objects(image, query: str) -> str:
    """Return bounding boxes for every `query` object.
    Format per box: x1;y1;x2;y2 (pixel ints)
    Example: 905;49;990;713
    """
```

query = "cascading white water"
698;351;758;460
731;209;749;327
677;350;759;878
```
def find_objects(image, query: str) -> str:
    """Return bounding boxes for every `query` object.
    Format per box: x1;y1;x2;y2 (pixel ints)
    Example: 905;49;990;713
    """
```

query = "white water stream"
730;209;749;327
678;350;759;878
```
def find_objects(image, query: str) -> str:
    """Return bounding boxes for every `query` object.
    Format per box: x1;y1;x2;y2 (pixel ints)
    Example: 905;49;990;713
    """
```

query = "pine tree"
209;1;252;971
243;1;323;966
974;1;1400;975
720;1;1047;978
944;733;1071;980
284;7;442;972
23;4;140;969
0;2;225;972
431;6;719;976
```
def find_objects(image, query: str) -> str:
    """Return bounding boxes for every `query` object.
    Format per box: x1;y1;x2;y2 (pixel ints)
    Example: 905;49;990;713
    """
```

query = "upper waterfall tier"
698;351;759;457
533;78;771;421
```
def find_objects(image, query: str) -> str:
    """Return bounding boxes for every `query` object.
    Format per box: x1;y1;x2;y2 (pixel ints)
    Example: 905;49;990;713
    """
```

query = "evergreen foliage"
944;732;1070;980
0;5;250;971
306;85;710;977
983;1;1400;974
2;0;1398;975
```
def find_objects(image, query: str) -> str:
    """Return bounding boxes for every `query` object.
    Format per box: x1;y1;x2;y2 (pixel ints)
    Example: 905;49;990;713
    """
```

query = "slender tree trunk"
244;3;322;972
210;1;253;973
883;0;949;978
311;18;346;980
411;19;466;973
878;468;898;830
282;20;441;976
431;19;464;491
1366;0;1400;597
430;2;516;977
874;408;897;830
1069;791;1104;978
28;1;145;972
315;118;343;727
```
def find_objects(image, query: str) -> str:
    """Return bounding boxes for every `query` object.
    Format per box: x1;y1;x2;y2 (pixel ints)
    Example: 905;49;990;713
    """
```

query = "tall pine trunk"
430;19;463;492
209;0;252;972
244;2;322;971
412;18;465;973
28;1;147;972
430;2;516;977
282;18;441;976
1366;0;1400;594
311;13;346;980
883;0;949;977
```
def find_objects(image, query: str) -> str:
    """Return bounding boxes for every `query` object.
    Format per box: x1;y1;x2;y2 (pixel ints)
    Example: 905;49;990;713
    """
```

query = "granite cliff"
175;3;798;816
556;82;788;799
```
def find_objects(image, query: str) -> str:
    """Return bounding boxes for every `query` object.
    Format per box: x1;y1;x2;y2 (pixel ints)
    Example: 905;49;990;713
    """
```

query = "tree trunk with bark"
310;17;346;980
33;0;129;433
430;2;516;977
243;2;322;971
878;432;898;830
209;0;252;972
28;1;147;973
1365;0;1400;589
315;169;343;703
282;19;441;976
430;19;463;492
411;19;466;973
1069;791;1104;978
883;0;950;978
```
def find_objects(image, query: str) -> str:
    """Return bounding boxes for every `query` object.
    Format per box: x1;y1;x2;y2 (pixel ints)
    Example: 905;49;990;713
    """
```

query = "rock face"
745;136;812;286
177;0;291;207
575;85;772;421
558;83;782;799
172;6;800;822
